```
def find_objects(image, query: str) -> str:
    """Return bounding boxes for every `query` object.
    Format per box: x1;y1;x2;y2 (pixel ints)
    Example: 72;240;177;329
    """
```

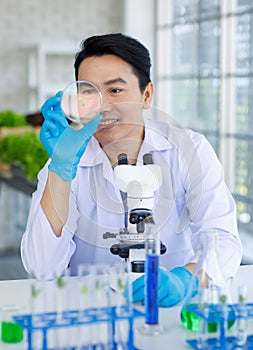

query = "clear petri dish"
61;80;102;127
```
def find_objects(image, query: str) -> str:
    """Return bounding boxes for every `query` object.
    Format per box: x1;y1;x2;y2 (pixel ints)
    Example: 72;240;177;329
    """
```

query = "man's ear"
143;82;154;109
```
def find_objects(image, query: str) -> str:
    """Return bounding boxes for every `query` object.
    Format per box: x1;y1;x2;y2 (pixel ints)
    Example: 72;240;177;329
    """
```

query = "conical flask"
181;229;235;348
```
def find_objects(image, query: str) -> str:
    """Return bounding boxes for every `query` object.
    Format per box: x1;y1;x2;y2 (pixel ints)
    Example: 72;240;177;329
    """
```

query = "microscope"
103;153;166;273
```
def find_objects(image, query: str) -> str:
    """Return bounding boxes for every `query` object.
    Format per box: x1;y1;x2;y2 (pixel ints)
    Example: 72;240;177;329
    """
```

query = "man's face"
77;54;154;147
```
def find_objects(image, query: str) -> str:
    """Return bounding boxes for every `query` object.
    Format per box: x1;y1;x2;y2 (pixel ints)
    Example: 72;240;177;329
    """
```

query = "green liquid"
181;304;235;333
1;321;23;343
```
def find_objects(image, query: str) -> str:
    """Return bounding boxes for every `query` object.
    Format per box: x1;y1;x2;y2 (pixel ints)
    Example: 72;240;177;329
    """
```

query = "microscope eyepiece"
143;153;153;165
118;153;129;165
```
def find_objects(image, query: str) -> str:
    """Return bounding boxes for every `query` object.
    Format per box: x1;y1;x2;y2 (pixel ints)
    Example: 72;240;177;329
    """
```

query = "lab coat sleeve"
180;131;243;279
20;161;77;280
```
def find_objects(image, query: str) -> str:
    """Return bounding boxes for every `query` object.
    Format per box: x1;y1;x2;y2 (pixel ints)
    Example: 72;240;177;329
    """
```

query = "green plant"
56;277;66;289
0;110;28;127
0;132;48;181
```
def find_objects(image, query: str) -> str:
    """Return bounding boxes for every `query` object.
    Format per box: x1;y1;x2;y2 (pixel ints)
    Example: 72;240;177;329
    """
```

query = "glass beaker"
1;305;24;344
181;229;235;348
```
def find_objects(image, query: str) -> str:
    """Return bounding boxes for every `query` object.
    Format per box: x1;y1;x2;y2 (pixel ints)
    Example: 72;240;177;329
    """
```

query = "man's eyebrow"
104;78;127;85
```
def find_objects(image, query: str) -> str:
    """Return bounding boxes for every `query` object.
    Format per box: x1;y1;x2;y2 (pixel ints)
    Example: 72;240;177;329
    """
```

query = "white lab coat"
21;119;242;280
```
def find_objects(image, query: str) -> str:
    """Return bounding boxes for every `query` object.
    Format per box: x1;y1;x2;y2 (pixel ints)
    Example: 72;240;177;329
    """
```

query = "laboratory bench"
0;265;252;349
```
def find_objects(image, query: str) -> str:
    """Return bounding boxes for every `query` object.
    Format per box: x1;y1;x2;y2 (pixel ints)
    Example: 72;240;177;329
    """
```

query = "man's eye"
80;89;95;95
110;88;121;94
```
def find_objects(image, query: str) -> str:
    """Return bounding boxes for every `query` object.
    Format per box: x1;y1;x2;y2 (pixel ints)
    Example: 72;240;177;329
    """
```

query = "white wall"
0;0;124;114
123;0;156;81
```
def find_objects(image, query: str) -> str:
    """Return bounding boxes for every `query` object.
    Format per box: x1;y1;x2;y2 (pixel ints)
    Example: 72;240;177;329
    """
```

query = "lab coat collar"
142;118;174;152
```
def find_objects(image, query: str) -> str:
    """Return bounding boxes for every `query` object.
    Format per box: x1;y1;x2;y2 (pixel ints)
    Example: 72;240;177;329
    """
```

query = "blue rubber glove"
40;91;102;181
127;267;198;308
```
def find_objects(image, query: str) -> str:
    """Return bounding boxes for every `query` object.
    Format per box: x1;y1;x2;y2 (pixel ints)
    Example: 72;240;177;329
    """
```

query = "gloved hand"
40;91;102;181
126;267;198;308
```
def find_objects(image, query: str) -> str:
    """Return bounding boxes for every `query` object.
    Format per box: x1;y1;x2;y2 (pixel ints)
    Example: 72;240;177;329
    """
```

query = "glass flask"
181;229;235;348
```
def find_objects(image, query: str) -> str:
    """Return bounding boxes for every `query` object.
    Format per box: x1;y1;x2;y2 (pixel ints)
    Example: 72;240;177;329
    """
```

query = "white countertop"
0;265;252;349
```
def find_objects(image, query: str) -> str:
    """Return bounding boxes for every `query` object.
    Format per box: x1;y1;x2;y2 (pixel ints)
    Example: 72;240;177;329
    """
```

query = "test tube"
109;261;132;316
53;268;73;349
196;288;209;348
109;261;132;348
217;289;229;349
54;267;71;324
91;264;110;314
77;264;93;319
28;272;49;349
78;264;111;348
76;264;94;348
236;285;248;346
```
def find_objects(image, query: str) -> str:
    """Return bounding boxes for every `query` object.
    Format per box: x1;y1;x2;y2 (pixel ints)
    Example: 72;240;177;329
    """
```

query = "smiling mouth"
99;119;118;127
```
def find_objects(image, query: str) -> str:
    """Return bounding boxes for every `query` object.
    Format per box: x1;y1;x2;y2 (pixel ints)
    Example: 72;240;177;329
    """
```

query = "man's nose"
100;95;113;113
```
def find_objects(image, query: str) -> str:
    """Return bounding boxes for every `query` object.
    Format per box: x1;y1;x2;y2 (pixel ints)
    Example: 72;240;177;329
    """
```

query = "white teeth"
100;119;117;126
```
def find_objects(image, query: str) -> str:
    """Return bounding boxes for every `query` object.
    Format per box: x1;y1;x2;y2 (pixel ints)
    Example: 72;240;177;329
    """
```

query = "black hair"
74;33;151;93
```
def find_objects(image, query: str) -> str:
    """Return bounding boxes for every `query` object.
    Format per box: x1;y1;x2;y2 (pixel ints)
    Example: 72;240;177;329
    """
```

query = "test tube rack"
13;305;145;350
185;302;253;349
